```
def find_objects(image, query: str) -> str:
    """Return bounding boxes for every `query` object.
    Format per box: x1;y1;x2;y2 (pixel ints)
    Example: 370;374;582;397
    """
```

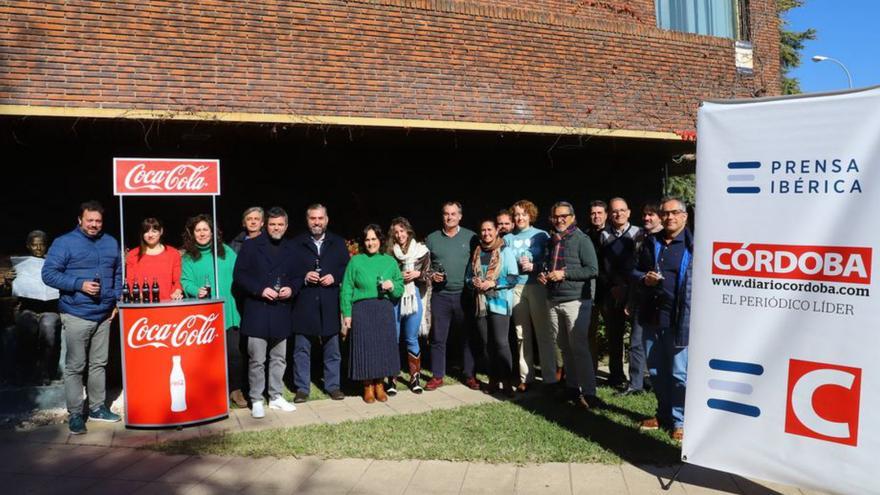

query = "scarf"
549;222;578;271
392;240;429;317
471;236;504;317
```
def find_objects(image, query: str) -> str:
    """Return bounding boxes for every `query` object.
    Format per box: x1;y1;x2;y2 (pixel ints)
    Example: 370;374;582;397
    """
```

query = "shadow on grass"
509;391;783;494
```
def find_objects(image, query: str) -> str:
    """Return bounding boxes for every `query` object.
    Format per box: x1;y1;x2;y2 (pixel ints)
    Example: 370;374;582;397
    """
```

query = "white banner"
684;87;880;495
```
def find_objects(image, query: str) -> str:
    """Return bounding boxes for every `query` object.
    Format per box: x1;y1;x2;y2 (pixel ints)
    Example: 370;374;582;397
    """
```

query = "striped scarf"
549;222;578;271
471;236;504;317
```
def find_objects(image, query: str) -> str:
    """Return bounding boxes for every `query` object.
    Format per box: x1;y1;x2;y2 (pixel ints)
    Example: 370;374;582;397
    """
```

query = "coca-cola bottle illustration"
141;278;150;304
170;355;187;412
151;277;160;303
131;277;140;304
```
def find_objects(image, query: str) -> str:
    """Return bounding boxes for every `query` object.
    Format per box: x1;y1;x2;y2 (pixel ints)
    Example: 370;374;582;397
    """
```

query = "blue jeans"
394;287;423;355
644;324;688;428
293;333;341;394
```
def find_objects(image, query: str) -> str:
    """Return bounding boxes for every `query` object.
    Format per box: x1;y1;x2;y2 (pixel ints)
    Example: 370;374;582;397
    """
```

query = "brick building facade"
1;0;779;136
0;0;780;250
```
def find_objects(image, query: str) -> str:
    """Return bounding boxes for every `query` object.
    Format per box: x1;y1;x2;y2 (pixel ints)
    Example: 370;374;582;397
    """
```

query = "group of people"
24;195;692;441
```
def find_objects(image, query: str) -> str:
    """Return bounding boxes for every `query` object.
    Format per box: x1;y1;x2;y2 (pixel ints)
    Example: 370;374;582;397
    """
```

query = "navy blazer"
232;233;298;339
290;231;349;337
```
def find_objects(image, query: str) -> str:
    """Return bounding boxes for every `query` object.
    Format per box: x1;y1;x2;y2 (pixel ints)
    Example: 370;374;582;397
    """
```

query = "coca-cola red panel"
120;301;228;427
114;158;220;196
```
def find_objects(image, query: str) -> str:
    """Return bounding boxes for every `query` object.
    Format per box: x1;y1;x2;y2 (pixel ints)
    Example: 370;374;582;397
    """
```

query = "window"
656;0;749;40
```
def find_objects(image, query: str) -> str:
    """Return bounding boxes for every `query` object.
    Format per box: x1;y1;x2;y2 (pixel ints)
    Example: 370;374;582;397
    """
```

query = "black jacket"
290;231;349;337
233;233;298;339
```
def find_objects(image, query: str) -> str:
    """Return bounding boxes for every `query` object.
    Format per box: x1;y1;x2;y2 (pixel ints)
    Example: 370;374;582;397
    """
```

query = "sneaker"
251;400;265;419
640;417;660;430
293;391;309;403
328;389;345;400
464;376;481;390
615;387;645;397
68;413;87;435
424;376;444;391
88;405;121;423
269;396;297;412
385;378;398;397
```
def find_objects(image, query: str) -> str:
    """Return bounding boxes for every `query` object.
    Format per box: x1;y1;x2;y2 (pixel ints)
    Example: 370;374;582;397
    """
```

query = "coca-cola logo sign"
128;313;220;349
114;158;220;196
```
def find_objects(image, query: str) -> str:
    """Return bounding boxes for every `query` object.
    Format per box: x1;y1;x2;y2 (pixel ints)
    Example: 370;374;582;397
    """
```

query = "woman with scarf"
341;224;404;403
467;219;519;396
387;217;431;394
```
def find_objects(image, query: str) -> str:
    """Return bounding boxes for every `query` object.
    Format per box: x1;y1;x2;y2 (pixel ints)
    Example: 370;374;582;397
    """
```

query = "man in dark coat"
290;204;348;402
233;207;298;419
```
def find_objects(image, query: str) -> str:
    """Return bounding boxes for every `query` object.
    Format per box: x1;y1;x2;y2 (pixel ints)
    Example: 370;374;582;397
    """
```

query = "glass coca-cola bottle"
203;275;212;299
121;281;131;303
141;278;150;304
151;277;160;303
131;277;140;304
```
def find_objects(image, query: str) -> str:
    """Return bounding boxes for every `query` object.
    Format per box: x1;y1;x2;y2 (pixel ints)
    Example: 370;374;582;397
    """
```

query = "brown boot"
363;381;376;404
374;379;388;402
408;352;423;394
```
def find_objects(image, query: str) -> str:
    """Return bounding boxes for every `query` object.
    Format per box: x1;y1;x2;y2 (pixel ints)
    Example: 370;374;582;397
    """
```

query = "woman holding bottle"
340;224;404;403
386;217;431;394
467;219;519;396
125;218;183;302
180;214;244;406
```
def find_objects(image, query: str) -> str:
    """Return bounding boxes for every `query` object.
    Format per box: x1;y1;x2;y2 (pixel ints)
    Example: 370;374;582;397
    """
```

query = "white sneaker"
269;396;297;412
251;400;265;419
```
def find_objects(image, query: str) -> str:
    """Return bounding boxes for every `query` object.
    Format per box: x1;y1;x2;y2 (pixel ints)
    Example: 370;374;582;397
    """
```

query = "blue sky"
785;1;880;93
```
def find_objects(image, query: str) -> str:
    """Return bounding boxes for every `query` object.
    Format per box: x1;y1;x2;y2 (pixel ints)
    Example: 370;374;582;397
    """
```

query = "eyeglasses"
610;209;628;215
551;214;573;220
659;210;685;218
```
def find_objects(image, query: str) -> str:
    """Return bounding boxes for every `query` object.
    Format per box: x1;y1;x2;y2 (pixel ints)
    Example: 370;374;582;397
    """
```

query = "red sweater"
125;246;183;301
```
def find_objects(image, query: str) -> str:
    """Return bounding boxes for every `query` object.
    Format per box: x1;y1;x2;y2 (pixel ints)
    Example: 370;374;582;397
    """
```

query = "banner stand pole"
211;195;219;296
119;195;126;284
660;462;686;490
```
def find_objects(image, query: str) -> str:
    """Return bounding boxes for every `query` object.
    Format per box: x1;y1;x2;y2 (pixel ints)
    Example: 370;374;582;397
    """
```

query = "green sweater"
340;253;404;317
181;243;241;328
425;227;477;293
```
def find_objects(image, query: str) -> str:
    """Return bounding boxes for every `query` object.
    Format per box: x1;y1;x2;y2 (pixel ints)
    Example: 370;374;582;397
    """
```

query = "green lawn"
157;386;681;465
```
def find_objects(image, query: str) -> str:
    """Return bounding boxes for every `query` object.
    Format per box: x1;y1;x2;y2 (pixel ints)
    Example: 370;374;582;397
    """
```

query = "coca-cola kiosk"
115;158;229;428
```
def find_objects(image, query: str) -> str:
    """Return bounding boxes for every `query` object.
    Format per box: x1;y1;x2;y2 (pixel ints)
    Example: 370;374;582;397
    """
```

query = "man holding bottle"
42;200;122;435
233;207;298;418
289;204;349;402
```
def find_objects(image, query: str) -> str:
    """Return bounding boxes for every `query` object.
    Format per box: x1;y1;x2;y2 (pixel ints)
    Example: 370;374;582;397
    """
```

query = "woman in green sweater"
341;224;404;403
180;214;243;404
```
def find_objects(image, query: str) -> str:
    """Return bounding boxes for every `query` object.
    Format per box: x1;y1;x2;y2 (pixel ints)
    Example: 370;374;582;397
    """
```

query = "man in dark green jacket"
538;201;600;410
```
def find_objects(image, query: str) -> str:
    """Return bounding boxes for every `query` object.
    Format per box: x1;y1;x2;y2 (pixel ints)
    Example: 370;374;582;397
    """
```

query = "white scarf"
392;240;429;317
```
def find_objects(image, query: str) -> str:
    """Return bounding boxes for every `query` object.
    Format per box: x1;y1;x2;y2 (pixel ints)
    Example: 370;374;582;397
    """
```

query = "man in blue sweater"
42;201;122;434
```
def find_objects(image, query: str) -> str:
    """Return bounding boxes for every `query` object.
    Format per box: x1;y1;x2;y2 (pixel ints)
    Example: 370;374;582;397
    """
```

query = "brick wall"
0;0;779;134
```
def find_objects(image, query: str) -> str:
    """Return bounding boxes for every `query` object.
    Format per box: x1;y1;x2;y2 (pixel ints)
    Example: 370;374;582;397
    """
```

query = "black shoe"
616;387;645;397
68;413;87;435
328;389;345;401
293;391;309;403
576;394;604;410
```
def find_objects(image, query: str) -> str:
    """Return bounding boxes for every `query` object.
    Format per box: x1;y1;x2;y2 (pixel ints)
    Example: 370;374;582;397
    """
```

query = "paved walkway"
1;384;820;495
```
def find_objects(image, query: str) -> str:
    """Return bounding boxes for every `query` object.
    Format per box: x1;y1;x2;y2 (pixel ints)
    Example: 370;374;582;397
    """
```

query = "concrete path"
1;384;822;495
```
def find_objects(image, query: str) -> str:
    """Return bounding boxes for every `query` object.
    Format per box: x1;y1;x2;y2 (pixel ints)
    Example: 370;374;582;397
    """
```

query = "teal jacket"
181;244;241;328
466;246;519;316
